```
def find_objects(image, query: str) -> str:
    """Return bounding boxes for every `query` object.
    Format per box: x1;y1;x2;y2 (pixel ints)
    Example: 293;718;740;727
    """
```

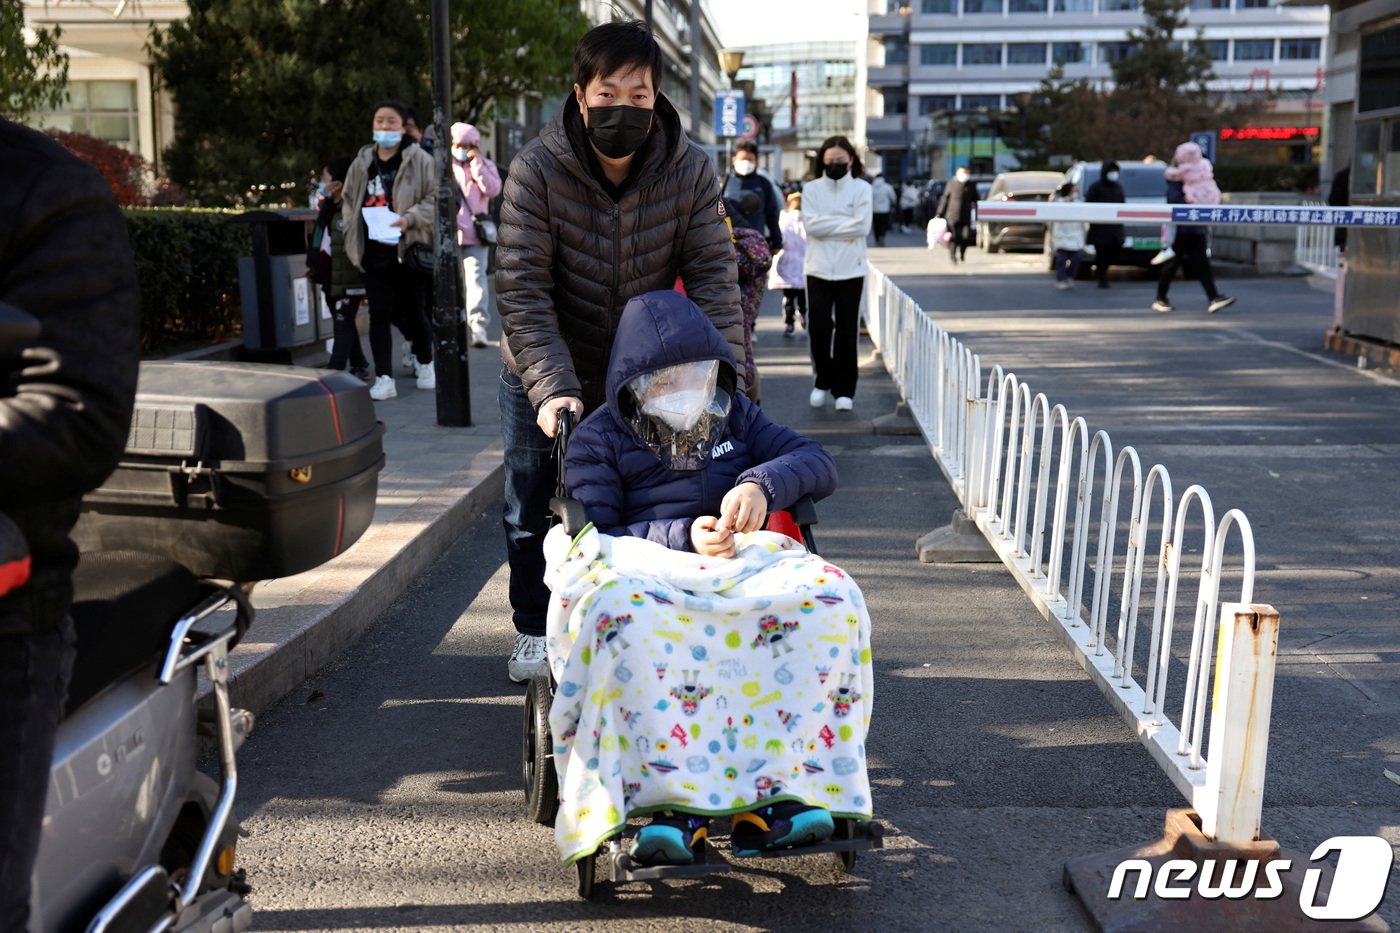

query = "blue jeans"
0;620;75;930
499;366;555;637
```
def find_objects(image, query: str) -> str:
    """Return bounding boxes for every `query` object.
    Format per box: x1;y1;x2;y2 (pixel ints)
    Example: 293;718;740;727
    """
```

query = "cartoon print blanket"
542;524;874;865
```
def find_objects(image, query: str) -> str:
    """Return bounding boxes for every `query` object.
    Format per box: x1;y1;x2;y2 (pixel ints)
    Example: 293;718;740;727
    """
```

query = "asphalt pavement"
231;234;1400;932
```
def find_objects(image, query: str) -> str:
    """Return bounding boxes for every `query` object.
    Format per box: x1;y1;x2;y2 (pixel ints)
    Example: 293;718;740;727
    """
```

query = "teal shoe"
731;800;834;856
630;812;710;866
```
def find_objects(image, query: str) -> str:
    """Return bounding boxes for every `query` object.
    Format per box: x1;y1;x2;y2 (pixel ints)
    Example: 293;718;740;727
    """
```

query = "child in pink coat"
1152;140;1222;266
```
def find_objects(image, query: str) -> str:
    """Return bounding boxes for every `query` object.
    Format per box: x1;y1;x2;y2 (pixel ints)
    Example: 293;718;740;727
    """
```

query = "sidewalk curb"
201;443;505;717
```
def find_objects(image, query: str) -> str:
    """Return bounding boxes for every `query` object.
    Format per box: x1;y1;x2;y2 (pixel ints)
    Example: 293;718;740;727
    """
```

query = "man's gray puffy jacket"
495;93;743;413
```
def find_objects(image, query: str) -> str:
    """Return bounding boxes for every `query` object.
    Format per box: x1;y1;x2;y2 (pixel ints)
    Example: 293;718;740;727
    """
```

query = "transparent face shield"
625;360;732;472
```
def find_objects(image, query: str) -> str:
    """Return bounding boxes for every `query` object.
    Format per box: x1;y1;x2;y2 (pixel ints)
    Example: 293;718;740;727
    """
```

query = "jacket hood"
604;290;737;417
1173;141;1204;165
540;92;688;193
451;122;481;146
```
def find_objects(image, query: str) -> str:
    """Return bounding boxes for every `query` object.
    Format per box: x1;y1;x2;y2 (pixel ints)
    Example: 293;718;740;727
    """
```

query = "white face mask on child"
643;389;711;432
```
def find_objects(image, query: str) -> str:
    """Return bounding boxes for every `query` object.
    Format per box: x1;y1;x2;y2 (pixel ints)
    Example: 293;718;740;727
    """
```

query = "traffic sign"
715;89;745;139
739;113;760;141
1190;130;1216;163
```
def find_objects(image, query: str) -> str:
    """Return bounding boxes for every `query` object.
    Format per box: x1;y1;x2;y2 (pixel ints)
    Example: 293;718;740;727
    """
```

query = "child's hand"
719;482;768;534
691;515;736;558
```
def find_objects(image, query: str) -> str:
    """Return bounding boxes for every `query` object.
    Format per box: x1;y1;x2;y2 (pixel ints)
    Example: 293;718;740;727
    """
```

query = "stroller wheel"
522;674;558;825
576;849;598;900
832;818;858;873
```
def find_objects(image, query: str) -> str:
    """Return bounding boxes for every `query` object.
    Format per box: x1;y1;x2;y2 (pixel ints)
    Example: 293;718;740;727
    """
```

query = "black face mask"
584;104;653;159
823;162;849;181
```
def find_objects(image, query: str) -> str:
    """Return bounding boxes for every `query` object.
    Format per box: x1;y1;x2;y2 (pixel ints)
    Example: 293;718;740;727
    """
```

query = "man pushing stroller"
543;290;874;867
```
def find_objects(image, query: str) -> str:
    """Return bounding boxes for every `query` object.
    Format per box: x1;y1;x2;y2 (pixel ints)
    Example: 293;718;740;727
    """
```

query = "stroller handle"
554;408;573;500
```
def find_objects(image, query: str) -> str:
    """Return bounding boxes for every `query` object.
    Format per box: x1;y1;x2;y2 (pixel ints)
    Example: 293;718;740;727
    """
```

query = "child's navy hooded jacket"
564;290;837;551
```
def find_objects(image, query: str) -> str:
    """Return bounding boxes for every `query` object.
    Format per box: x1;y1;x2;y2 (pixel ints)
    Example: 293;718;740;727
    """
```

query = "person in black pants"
801;135;874;412
1151;183;1234;314
1085;160;1126;288
0;119;141;932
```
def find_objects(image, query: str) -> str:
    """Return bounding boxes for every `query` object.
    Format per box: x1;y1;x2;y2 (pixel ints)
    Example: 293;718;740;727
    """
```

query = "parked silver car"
977;171;1064;253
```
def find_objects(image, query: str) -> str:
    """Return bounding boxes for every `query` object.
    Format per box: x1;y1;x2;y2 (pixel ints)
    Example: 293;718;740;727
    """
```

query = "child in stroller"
544;289;874;870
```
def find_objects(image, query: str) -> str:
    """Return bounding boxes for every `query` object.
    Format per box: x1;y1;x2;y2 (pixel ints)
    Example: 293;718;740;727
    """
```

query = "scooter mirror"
0;301;40;355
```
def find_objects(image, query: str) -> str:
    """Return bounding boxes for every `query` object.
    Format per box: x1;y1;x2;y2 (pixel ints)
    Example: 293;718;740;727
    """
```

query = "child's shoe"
630;812;710;865
1150;247;1175;266
731;800;834;856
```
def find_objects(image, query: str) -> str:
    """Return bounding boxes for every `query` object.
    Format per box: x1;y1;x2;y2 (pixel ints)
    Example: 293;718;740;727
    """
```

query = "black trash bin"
231;209;322;362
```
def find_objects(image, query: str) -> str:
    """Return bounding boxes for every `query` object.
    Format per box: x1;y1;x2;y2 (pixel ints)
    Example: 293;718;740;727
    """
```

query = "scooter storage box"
73;362;385;581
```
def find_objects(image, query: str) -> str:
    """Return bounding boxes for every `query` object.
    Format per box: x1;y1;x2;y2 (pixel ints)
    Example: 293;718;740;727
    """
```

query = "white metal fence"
865;266;1279;846
1294;200;1339;278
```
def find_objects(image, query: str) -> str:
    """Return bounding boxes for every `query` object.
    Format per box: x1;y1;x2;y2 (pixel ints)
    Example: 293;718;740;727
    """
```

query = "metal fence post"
1199;602;1280;845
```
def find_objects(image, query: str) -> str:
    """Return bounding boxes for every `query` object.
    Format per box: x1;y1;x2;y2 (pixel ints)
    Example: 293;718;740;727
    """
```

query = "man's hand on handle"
537;396;584;438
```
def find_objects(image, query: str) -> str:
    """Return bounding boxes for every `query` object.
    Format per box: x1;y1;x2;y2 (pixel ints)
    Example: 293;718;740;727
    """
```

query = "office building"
862;0;1330;180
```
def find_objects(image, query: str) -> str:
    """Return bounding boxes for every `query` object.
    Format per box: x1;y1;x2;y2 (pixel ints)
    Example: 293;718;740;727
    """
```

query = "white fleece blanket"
542;524;874;865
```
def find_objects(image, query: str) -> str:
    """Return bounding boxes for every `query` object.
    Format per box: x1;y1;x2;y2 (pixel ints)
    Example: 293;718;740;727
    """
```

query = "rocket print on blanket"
542;525;874;866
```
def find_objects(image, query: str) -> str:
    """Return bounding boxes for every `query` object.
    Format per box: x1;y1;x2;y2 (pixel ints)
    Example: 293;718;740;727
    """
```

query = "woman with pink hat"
451;122;503;347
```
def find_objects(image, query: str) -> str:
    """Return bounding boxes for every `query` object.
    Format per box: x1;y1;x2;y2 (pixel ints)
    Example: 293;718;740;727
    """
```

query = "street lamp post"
718;49;745;168
429;0;468;426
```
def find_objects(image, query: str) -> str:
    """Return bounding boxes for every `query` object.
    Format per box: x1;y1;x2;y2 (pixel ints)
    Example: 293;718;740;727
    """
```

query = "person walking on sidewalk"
450;122;502;349
0;119;141;931
1085;160;1125;289
869;173;896;246
899;180;919;233
935;166;975;263
801;135;872;414
494;20;743;682
768;190;807;337
722;140;783;256
1151;168;1234;315
307;156;371;379
342;100;437;400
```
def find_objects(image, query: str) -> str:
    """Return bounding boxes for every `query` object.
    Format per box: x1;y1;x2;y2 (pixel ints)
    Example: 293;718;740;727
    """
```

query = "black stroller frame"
520;411;884;899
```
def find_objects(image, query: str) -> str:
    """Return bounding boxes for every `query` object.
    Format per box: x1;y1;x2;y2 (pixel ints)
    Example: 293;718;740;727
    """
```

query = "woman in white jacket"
801;136;873;412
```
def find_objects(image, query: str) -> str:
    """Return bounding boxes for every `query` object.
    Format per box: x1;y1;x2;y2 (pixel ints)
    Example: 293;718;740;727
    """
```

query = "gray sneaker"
508;633;547;683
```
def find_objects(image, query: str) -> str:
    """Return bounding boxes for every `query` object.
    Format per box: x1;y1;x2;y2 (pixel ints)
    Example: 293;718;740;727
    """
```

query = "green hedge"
123;208;250;352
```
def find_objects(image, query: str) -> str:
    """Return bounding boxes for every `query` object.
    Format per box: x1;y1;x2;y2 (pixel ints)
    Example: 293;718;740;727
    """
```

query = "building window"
1099;41;1134;63
1189;0;1230;7
1197;39;1229;61
36;80;140;152
884;36;910;64
1238;0;1269;7
1098;0;1137;10
1009;0;1048;11
1008;42;1047;64
961;93;1003;110
962;43;1003;65
1234;39;1275;61
920;94;958;114
922;0;955;11
920;43;958;65
1280;38;1321;60
1052;41;1090;64
964;0;1004;13
1054;0;1095;10
883;88;909;114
